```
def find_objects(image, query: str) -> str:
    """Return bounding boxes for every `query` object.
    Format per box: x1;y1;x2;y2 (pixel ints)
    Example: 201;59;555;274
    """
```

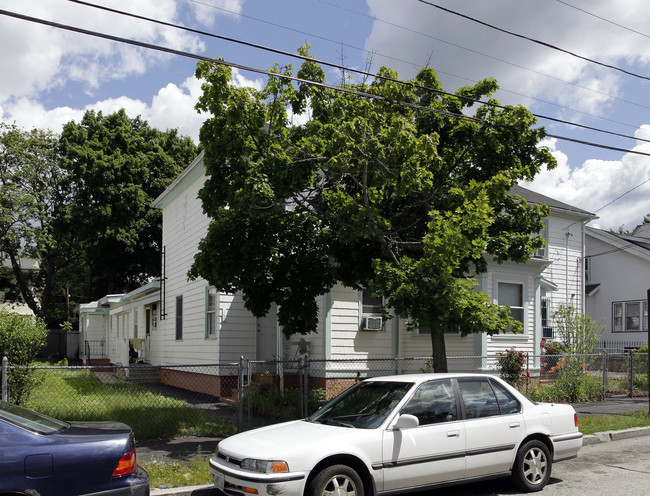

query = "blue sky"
2;0;650;231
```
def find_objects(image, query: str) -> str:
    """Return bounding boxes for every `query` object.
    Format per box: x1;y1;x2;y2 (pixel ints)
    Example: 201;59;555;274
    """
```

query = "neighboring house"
80;152;596;396
0;254;39;316
79;282;160;366
585;224;650;348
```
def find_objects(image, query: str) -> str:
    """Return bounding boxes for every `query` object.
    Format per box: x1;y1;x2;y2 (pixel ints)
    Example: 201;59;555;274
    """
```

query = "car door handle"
447;430;460;438
509;422;521;429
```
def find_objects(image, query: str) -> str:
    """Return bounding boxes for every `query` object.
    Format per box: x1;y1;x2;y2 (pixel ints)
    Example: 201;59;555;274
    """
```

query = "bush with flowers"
497;348;527;386
529;356;602;403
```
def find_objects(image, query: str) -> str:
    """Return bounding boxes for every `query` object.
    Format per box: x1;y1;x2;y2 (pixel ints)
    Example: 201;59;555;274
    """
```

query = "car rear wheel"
511;439;552;492
308;464;364;496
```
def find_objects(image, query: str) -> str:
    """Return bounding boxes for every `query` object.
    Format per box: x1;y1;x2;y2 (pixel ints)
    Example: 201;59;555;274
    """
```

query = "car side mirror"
393;414;419;430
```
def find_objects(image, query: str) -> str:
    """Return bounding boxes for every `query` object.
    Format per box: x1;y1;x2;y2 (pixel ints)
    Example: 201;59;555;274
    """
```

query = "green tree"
0;308;48;404
58;109;198;299
0;123;71;320
552;304;603;355
190;51;554;371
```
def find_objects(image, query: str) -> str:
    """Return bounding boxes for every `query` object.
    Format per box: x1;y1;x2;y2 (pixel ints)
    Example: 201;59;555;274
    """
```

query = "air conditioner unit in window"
534;246;546;259
363;316;383;331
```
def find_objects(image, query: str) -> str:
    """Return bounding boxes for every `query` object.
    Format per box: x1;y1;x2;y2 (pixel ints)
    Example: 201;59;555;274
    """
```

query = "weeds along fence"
1;351;648;437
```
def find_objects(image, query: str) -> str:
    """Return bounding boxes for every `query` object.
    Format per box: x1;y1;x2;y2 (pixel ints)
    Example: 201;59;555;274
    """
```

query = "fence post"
602;349;608;400
628;349;634;398
525;353;530;396
247;358;252;430
238;356;244;432
2;356;8;402
302;356;310;417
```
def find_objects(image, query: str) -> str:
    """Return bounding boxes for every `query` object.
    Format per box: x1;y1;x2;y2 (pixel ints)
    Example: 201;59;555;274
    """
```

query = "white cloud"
364;0;650;117
526;134;650;231
1;68;264;143
0;0;206;102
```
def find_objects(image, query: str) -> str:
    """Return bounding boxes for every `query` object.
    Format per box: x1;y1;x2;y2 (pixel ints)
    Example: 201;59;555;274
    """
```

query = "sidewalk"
141;396;650;496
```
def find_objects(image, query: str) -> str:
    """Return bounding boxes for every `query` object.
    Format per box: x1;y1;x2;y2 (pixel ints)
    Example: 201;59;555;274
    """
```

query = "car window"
401;379;457;426
0;401;69;434
308;381;413;429
490;380;521;414
457;378;501;419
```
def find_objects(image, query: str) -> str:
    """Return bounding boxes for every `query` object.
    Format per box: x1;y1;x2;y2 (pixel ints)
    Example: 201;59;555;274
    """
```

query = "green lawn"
24;367;236;440
579;410;650;435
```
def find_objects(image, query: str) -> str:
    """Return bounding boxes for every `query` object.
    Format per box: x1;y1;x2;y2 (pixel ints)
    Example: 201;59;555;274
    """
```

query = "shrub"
497;348;527;386
0;309;48;404
529;357;603;403
540;340;564;355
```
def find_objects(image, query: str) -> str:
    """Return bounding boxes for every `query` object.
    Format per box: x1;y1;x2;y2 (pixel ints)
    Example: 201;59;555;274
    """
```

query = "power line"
555;0;650;40
3;7;650;159
418;0;650;82
0;8;481;124
69;0;650;147
318;0;650;112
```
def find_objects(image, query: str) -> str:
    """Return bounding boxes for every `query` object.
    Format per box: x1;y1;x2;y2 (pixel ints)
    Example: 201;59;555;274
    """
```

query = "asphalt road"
426;436;650;496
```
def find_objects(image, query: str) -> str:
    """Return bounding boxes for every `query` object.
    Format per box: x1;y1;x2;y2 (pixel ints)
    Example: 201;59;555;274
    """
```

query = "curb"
152;427;650;496
151;484;216;496
582;425;650;445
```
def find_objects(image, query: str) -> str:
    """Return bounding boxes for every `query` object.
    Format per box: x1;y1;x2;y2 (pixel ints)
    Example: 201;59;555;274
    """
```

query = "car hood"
218;419;379;464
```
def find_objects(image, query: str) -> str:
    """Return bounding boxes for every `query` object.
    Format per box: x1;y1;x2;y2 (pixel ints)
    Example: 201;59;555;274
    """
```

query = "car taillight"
575;413;579;428
113;449;137;476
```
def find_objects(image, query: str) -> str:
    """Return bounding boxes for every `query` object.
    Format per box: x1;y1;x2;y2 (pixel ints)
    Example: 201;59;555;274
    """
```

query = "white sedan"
209;373;582;496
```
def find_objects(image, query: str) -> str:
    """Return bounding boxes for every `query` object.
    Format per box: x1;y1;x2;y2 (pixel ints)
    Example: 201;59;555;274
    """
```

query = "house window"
585;256;592;283
133;309;138;339
541;297;553;338
362;289;382;315
613;300;647;332
360;289;384;331
175;295;183;340
533;219;549;259
498;281;524;327
206;287;219;339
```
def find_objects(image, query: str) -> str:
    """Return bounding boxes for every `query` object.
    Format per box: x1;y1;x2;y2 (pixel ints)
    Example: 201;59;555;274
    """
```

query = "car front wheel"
308;464;364;496
511;439;552;492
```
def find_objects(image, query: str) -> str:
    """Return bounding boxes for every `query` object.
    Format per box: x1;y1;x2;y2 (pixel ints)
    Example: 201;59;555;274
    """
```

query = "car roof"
363;373;500;384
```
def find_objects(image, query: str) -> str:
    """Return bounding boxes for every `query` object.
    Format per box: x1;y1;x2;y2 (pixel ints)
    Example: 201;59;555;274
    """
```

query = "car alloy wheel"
512;439;552;492
309;464;364;496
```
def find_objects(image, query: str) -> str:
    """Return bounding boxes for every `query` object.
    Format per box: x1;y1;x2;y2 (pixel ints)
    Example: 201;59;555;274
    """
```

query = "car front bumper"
210;456;306;496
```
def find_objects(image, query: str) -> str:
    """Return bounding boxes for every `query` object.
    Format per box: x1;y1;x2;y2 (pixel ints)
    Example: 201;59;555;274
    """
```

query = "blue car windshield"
0;401;69;434
307;381;413;429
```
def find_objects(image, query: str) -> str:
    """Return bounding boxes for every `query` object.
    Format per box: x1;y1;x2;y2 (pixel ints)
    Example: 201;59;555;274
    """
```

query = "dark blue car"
0;400;149;495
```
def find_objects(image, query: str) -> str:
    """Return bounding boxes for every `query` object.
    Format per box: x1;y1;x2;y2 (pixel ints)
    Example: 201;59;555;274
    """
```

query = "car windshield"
0;401;69;435
307;380;413;429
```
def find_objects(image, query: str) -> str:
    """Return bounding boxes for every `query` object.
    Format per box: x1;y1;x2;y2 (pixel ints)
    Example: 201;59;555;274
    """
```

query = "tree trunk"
8;251;41;316
430;328;449;373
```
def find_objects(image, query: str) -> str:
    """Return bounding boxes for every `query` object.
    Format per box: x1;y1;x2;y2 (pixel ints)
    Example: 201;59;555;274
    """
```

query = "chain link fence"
2;351;648;439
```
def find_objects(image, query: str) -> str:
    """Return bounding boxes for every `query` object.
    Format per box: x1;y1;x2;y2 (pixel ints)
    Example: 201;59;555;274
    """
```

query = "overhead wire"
65;0;650;146
417;0;650;82
2;7;650;159
317;0;650;112
555;0;650;40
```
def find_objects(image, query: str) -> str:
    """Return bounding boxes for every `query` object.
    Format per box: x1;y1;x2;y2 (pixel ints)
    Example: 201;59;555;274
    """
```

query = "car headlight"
240;459;289;473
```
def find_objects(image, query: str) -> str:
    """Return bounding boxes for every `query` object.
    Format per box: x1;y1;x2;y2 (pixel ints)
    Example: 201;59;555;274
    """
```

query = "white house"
585;224;650;348
80;152;596;396
79;282;160;366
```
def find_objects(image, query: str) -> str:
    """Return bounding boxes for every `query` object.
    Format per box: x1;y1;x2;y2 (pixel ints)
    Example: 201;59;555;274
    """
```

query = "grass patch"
579;410;650;435
141;449;213;489
24;368;236;440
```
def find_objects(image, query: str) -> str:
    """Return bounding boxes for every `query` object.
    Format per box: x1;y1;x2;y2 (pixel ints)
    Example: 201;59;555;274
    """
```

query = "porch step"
127;365;161;384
